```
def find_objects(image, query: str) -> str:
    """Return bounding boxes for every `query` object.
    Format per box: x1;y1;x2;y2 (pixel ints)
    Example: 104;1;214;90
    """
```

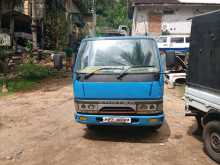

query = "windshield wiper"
117;65;154;79
84;67;123;79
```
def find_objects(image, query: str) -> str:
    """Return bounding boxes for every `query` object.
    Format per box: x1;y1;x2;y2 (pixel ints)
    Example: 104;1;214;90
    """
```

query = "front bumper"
75;113;164;126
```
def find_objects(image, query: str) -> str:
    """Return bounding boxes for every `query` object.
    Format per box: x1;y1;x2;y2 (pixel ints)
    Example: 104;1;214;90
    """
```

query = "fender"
203;110;220;125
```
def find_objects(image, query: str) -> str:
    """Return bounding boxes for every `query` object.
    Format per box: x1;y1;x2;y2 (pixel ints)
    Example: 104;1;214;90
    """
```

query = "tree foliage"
96;0;132;29
43;0;68;50
77;0;132;29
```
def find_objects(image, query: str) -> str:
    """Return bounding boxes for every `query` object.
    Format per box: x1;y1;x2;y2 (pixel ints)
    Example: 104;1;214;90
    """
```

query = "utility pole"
91;0;96;36
0;0;3;29
32;0;38;50
9;1;15;47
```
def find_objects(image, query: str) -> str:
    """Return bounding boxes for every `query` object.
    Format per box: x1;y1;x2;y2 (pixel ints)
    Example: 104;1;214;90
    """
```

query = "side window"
171;37;184;43
185;37;190;43
157;37;167;43
122;27;127;31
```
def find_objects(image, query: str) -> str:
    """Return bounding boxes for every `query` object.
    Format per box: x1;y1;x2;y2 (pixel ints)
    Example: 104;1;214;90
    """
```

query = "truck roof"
188;9;220;20
82;36;155;42
158;35;190;38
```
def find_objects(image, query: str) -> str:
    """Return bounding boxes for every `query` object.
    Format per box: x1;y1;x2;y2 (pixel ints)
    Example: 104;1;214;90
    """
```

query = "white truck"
157;35;190;53
185;10;220;163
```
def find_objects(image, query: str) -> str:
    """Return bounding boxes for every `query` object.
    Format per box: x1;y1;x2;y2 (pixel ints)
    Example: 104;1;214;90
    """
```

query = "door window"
157;37;167;43
171;37;184;43
185;37;190;43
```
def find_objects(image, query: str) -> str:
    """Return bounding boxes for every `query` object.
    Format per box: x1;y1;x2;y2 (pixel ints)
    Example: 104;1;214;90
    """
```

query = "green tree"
77;0;131;29
43;0;68;50
96;0;132;29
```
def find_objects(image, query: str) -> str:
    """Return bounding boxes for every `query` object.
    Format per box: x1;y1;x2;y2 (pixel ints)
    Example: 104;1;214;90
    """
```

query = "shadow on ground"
26;71;73;93
83;121;171;144
187;120;203;142
41;77;72;92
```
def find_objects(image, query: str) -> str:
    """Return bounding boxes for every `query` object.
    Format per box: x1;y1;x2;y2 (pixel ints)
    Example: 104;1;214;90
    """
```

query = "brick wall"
148;14;162;35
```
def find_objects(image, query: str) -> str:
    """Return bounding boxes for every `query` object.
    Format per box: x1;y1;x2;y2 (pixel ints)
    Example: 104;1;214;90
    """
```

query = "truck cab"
73;36;164;129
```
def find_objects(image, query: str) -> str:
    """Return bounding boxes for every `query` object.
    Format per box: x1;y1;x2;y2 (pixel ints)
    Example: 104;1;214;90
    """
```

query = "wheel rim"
210;132;220;153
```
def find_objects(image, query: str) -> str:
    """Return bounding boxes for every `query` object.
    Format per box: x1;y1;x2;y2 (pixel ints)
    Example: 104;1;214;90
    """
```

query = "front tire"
203;121;220;163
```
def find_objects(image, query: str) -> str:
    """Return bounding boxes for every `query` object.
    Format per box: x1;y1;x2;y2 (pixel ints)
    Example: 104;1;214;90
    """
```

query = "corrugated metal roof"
133;0;181;5
133;0;220;5
179;0;220;4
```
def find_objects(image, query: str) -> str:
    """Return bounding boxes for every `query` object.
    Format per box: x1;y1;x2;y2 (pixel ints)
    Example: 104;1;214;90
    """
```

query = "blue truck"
73;36;164;129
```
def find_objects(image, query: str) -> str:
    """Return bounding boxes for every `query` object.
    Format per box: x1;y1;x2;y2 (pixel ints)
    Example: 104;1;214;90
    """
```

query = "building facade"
132;0;220;36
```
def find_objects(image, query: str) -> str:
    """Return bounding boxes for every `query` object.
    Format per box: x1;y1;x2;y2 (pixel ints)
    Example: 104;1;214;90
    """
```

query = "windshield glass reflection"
76;39;160;73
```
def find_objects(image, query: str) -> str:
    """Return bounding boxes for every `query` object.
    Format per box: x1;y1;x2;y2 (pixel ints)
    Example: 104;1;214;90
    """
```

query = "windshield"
76;38;160;74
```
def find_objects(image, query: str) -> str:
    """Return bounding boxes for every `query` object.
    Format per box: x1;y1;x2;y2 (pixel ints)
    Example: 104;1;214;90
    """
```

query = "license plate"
102;117;131;124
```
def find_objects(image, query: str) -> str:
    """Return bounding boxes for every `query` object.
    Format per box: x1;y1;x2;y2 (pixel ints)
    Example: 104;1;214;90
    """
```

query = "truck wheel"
203;121;220;163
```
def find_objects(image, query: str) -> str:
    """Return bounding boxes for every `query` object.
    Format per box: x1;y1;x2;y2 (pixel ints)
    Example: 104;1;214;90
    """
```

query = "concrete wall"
132;5;220;36
132;7;149;35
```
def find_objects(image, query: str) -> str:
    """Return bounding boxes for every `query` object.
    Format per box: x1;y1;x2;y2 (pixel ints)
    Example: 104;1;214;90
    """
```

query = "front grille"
99;107;136;114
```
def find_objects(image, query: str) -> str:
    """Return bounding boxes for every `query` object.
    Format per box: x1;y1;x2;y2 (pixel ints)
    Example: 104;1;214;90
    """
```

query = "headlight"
137;103;163;113
77;103;98;112
137;104;157;111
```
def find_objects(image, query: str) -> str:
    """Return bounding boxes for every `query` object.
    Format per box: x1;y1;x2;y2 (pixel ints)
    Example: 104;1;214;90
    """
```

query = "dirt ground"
0;77;218;165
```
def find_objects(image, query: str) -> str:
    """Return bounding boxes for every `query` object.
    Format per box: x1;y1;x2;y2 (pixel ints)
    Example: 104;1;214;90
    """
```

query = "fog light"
147;118;159;123
79;116;88;121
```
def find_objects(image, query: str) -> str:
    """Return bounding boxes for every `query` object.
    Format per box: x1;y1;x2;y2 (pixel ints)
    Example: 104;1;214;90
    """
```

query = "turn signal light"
147;118;159;123
79;116;88;121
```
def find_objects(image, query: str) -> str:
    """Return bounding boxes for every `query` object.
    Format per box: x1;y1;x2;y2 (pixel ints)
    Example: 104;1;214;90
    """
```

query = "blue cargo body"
73;36;164;128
